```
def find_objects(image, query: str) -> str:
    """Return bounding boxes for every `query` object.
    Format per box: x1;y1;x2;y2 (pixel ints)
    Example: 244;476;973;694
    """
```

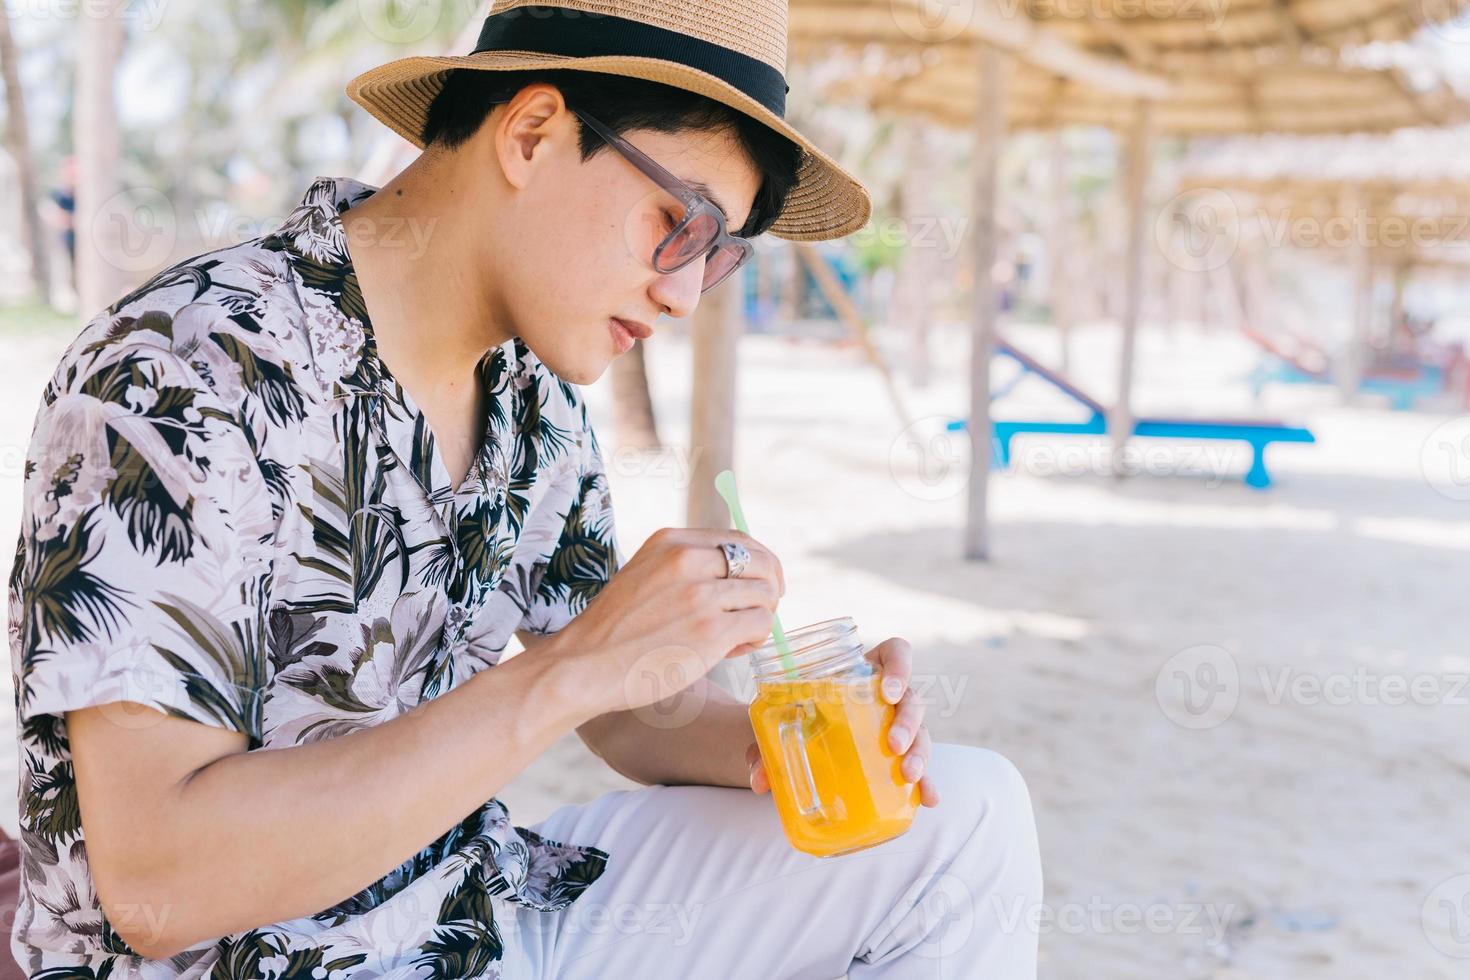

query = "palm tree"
0;9;51;302
611;340;663;450
73;8;125;315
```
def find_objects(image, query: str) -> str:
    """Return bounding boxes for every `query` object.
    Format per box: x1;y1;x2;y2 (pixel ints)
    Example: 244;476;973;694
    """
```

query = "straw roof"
1031;0;1470;70
823;47;1466;135
1179;126;1470;191
789;0;1470;77
1174;129;1470;260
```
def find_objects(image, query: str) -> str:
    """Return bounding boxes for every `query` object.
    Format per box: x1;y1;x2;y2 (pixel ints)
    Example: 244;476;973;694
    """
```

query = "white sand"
3;318;1466;978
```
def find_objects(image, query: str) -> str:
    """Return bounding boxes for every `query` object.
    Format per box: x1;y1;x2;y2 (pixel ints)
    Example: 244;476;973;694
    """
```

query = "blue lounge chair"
948;338;1316;489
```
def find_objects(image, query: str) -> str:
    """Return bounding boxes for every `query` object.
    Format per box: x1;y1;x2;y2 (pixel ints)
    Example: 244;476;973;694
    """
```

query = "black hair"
420;68;802;238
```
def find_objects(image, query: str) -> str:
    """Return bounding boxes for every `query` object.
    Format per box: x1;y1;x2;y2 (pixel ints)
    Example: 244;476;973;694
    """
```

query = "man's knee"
930;744;1042;882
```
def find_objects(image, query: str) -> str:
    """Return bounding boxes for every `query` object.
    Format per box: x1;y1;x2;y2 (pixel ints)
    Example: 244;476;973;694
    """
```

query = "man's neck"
342;153;515;404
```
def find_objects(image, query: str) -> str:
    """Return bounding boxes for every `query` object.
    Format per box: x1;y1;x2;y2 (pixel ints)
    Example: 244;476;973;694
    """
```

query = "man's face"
489;104;763;385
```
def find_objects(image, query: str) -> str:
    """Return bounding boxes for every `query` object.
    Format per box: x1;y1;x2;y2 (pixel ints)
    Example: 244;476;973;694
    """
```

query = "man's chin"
535;349;607;386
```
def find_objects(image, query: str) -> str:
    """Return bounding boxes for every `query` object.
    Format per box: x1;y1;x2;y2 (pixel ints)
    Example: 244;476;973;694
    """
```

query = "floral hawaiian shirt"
7;176;624;978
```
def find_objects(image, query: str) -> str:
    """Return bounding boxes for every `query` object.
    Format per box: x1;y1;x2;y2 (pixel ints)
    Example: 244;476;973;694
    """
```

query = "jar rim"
749;616;865;681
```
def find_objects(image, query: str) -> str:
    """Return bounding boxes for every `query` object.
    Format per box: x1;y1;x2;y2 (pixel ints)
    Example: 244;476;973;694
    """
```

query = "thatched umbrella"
1024;0;1470;69
841;53;1465;135
788;0;1467;557
1177;128;1470;395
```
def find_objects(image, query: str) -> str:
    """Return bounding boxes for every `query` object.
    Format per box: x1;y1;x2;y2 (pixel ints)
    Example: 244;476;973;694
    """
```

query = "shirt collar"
271;175;392;399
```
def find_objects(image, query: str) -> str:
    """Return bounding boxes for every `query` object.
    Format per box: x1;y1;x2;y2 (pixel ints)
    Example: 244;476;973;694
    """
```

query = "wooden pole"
685;276;741;530
610;339;663;451
1342;188;1371;404
1109;98;1155;477
1048;130;1074;374
797;246;913;430
685;278;746;696
897;119;937;388
0;11;51;302
74;9;126;315
963;46;1008;562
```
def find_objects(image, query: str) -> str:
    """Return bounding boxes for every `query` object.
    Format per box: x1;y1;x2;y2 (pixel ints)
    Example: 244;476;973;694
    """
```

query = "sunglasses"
484;99;754;293
568;107;755;294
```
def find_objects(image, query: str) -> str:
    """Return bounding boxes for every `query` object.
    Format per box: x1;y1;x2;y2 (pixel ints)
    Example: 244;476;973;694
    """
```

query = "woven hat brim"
346;52;871;242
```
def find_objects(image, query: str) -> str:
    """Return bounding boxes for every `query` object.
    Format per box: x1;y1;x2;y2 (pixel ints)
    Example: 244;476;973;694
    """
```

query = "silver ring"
719;541;750;579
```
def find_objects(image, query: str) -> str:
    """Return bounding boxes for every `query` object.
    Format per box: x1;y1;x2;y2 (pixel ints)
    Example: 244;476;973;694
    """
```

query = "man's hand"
745;637;940;808
542;527;785;717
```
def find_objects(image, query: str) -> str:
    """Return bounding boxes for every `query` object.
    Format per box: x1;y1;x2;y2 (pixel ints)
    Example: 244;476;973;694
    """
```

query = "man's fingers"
656;527;785;596
901;726;932;783
746;743;770;794
887;689;927;754
870;637;913;704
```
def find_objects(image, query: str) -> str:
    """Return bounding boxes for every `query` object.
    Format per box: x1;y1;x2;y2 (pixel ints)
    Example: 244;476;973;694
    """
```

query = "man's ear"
494;84;573;191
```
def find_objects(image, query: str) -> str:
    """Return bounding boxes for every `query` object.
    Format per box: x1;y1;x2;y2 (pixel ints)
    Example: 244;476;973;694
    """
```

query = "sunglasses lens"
656;210;720;272
701;243;747;292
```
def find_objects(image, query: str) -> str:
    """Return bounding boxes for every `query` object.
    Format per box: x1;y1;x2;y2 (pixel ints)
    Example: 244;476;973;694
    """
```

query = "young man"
8;2;1042;976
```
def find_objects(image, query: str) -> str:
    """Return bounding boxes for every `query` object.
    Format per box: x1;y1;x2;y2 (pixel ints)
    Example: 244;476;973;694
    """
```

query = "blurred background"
2;2;1469;977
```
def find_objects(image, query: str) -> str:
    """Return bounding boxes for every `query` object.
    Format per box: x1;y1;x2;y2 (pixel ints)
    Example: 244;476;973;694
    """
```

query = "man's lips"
612;317;653;340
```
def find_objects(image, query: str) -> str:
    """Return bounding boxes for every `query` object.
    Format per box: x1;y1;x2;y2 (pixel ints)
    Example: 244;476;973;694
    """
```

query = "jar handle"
778;702;825;819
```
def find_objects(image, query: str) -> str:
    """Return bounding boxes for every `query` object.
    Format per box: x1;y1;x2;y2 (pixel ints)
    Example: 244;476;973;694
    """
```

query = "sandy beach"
3;317;1466;978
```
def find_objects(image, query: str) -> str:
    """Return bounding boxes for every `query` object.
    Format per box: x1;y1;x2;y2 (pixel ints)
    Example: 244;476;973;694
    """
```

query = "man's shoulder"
52;235;318;419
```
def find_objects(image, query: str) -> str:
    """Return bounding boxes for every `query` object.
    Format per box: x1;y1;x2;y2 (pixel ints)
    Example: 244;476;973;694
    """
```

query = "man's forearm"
582;677;755;790
132;645;606;957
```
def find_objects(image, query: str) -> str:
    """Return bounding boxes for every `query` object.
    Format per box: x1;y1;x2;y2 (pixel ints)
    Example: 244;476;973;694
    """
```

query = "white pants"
506;743;1043;979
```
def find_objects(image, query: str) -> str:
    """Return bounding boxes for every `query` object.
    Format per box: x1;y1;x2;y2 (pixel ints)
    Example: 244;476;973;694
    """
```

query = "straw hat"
346;0;871;241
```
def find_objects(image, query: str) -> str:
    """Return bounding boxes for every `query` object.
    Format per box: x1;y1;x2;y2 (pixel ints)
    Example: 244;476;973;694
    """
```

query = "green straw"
714;469;799;681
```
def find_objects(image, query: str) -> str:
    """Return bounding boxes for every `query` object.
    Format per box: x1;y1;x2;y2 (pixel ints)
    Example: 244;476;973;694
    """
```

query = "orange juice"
750;673;920;857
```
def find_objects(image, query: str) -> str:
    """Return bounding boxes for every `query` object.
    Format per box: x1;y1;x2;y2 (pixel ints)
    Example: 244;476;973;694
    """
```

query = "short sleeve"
9;342;274;742
515;426;623;637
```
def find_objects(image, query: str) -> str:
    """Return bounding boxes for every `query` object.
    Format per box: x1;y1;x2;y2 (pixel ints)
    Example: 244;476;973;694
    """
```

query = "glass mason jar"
748;617;919;857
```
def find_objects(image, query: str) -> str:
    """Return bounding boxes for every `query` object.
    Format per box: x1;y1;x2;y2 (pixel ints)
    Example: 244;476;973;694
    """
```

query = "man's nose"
649;255;706;320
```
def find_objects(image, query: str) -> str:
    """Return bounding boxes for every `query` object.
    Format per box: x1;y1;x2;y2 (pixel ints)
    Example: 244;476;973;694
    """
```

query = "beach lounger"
948;338;1316;489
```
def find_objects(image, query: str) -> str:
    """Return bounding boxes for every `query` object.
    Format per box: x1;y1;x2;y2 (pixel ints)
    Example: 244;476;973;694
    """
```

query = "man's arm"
519;630;755;790
69;644;609;960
